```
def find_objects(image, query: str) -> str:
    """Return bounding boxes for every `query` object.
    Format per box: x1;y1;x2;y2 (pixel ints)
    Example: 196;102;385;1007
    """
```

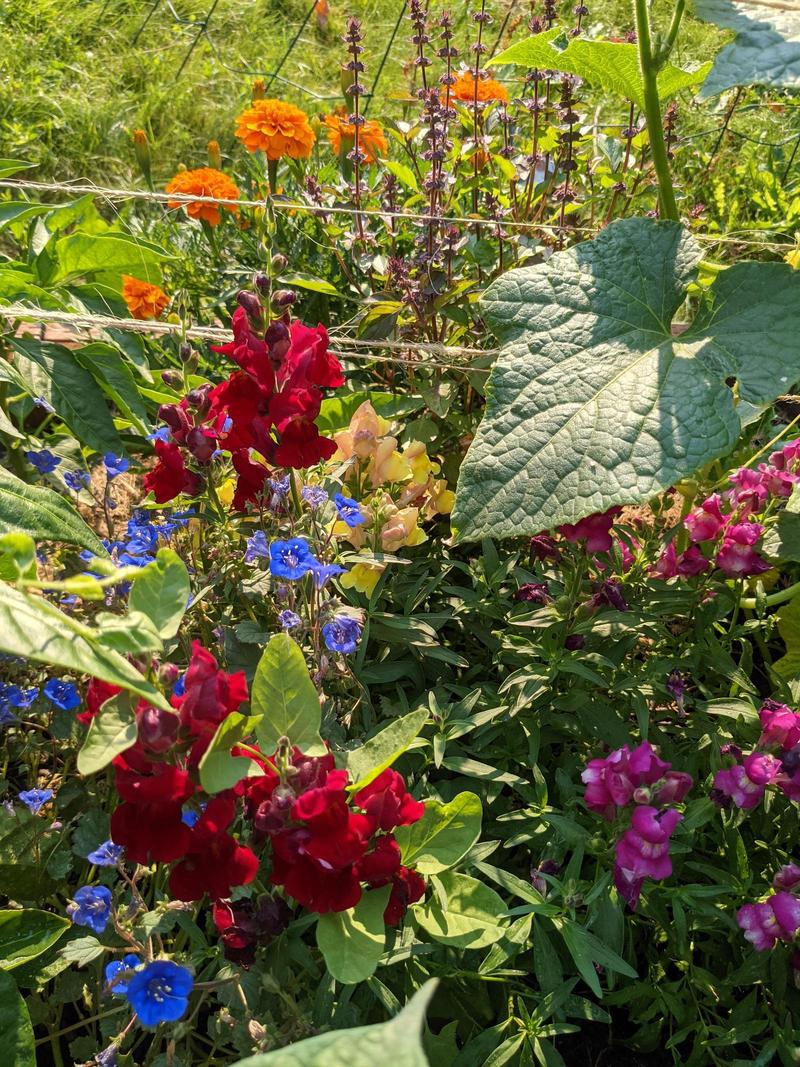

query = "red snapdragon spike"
111;801;192;864
384;866;426;926
269;384;321;431
169;832;260;902
354;769;425;832
273;417;338;468
212;896;291;967
158;401;193;444
280;322;344;389
231;449;270;511
212;307;276;391
208;372;273;453
135;702;179;754
271;849;363;913
143;440;203;504
173;641;248;736
78;678;121;725
113;750;194;806
356;834;402;887
186;426;218;464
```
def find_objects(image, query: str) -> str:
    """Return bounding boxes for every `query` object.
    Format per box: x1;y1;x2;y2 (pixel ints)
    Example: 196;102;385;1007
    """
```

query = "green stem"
634;0;679;221
660;0;686;63
740;580;800;611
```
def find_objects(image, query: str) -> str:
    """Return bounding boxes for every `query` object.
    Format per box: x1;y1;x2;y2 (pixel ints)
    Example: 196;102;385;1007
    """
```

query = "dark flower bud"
272;289;297;308
237;289;264;322
157;402;192;443
515;582;551;604
564;633;585;651
161;369;184;390
254;272;270;294
179;342;193;363
709;787;732;809
136;704;179;753
529;534;561;564
271;253;288;273
254;784;295;834
186;426;217;464
782;745;800;777
185;384;212;415
265;320;291;368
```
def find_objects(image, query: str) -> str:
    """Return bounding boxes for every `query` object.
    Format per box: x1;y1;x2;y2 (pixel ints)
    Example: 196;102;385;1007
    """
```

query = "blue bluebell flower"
311;562;345;589
33;395;55;413
279;610;302;631
63;469;91;493
147;425;171;442
124;519;160;555
18;787;54;813
173;674;186;698
302;485;329;510
0;706;17;727
25;449;61;474
105;954;141;995
244;530;270;564
322;616;362;654
7;686;39;709
93;1045;118;1067
269;538;317;580
125;960;193;1026
87;840;124;867
67;885;113;934
103;453;130;479
43;678;81;711
334;492;366;528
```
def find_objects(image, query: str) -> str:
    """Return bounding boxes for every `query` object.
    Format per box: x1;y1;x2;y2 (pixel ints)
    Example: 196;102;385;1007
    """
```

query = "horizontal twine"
0;305;495;374
0;178;794;251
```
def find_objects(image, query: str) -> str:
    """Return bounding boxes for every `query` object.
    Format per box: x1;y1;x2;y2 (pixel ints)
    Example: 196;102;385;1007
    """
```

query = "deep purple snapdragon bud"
186;384;212;416
272;289;297;309
666;669;686;704
136;705;179;753
179;342;193;364
515;582;551;604
530;858;560;896
565;633;585;651
271;253;289;273
255;272;271;293
529;534;561;564
265;321;291;368
162;369;184;390
158;402;192;443
237;290;264;321
186;426;217;464
254;785;296;834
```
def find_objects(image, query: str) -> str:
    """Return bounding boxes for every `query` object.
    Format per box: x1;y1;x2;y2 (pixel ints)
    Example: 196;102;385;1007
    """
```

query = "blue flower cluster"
25;449;61;474
322;616;363;654
18;787;54;814
104;955;194;1025
1;676;82;725
334;492;367;528
82;509;195;572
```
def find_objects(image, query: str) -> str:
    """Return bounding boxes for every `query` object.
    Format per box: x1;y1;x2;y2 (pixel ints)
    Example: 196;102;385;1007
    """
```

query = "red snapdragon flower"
169;796;260;901
172;641;248;738
143;439;203;504
110;749;195;864
78;678;121;725
354;769;426;831
231;449;270;511
558;507;621;554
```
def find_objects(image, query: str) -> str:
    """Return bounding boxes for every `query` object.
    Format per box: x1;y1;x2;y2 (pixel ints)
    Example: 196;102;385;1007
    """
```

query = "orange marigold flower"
452;71;509;104
122;275;169;320
323;113;388;164
164;167;240;227
235;99;316;160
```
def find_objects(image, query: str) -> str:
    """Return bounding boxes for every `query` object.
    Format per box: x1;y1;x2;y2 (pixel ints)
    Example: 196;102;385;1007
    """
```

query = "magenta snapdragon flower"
715;522;771;578
684;493;728;543
758;701;800;750
773;864;800;891
727;467;769;515
713;752;782;810
582;742;669;821
737;892;800;952
557;506;621;554
613;806;683;909
652;541;709;580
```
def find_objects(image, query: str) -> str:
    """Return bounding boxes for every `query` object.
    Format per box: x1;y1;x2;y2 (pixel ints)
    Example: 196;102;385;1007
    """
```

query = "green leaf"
230;981;436;1067
94;609;163;654
0;910;70;970
198;713;266;793
693;0;800;97
394;792;482;875
0;971;35;1067
0;534;36;580
128;549;190;639
251;634;326;756
0;160;36;180
77;691;140;775
344;707;428;790
491;30;710;108
0;203;53;233
51;231;171;284
0;467;107;556
316;887;390;985
558;920;637;998
773;594;800;681
763;487;800;562
383;161;419;192
73;342;151;434
58;936;105;966
278;272;343;298
11;338;125;455
0;581;170;709
453;218;800;540
416;871;507;949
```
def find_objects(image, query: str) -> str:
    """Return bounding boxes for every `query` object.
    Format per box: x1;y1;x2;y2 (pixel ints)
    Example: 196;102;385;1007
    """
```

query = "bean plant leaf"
0;581;170;709
76;691;140;775
491;29;711;108
50;231;171;285
0;910;70;971
0;971;35;1067
73;342;151;435
0;467;106;556
453;218;800;541
416;871;507;949
251;634;326;756
231;981;436;1067
344;707;428;790
394;792;482;874
128;549;190;639
693;0;800;97
11;338;125;456
316;887;390;985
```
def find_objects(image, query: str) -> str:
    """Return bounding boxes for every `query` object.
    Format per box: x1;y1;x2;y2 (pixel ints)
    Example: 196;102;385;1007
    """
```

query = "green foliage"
453;218;800;540
0;911;69;970
128;549;190;640
0;971;35;1067
251;634;326;756
76;691;139;775
394;793;482;875
316;888;390;985
198;713;266;793
0;467;107;556
694;0;800;96
344;706;428;789
416;872;508;950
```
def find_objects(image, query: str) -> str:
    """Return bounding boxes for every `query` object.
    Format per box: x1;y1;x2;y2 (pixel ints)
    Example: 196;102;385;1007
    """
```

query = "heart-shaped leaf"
316;887;390;985
453;218;800;540
394;792;482;874
76;691;140;775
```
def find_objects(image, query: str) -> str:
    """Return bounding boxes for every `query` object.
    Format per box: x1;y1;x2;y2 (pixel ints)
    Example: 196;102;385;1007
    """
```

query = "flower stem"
634;0;679;221
740;580;800;611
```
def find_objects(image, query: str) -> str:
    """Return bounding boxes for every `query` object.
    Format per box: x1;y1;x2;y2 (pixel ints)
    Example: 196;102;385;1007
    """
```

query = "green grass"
1;0;733;186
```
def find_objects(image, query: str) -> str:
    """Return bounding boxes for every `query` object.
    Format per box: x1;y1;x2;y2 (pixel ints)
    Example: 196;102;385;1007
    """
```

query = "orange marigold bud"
132;128;152;186
164;167;240;227
207;139;221;169
122;275;169;320
252;79;266;102
234;99;315;160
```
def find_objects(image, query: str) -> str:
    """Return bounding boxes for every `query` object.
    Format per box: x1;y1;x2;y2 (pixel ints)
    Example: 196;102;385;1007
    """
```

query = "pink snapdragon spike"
758;701;800;750
651;770;693;806
558;506;621;554
581;741;670;821
737;892;800;951
773;863;800;891
652;541;709;580
759;462;796;498
727;467;769;515
684;494;728;543
715;522;771;578
767;439;800;473
713;752;782;810
613;806;683;909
